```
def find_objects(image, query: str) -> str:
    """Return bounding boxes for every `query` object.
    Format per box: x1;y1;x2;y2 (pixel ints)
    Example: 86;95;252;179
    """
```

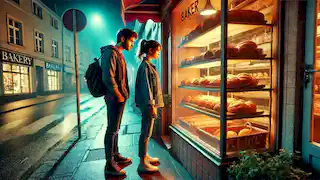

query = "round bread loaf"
244;101;257;113
238;128;252;136
237;41;258;51
182;96;192;103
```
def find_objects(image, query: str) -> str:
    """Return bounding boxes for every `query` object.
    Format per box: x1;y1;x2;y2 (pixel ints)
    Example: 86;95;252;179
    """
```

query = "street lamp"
200;0;216;16
92;14;102;24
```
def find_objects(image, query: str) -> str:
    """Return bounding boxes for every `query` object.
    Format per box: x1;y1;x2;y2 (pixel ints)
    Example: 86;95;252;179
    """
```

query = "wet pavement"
0;94;104;179
29;108;193;180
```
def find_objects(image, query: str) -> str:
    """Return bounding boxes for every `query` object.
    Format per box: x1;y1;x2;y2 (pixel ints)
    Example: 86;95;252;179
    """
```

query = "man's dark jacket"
100;45;129;102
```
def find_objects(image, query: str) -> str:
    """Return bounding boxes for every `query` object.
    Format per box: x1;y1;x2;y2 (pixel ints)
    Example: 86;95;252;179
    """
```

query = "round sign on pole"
62;9;87;32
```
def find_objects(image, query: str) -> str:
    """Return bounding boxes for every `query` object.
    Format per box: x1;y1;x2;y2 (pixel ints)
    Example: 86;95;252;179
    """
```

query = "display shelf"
180;23;272;48
232;92;270;100
179;58;272;69
178;85;270;92
180;103;269;120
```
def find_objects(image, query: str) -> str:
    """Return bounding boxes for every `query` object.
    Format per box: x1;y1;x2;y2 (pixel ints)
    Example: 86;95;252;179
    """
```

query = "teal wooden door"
302;0;320;172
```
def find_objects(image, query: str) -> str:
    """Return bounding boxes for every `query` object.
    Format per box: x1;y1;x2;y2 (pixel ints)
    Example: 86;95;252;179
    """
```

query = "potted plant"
228;149;311;180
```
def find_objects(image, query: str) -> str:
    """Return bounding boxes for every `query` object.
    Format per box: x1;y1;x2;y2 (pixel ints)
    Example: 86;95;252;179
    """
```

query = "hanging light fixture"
200;0;216;16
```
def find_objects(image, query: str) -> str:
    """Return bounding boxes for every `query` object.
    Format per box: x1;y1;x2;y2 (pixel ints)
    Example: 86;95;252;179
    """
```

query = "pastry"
181;79;191;85
236;41;258;51
182;96;192;103
204;50;215;59
245;101;257;114
238;128;252;136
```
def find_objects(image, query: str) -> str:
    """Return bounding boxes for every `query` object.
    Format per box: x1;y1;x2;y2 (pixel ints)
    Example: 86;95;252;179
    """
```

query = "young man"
100;28;137;176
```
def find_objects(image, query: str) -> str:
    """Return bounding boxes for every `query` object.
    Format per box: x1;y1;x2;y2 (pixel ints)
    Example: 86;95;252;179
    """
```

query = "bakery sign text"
1;50;33;66
45;62;62;71
181;0;199;21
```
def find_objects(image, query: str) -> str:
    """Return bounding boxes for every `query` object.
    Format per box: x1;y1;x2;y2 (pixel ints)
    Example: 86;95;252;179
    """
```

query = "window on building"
65;46;71;62
52;40;58;58
7;18;23;45
79;52;84;66
50;16;58;29
48;70;59;91
33;2;43;19
11;0;20;4
2;63;30;94
35;31;44;52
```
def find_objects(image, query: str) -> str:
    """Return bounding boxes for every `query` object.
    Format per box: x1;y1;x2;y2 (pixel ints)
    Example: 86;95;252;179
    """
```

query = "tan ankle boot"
146;154;160;165
137;157;159;173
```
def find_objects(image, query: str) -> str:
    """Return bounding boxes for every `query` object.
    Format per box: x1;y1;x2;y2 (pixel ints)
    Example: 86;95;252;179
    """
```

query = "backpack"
85;55;106;97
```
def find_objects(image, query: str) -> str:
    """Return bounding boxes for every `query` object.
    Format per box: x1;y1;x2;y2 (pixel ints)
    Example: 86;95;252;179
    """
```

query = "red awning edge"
121;0;161;25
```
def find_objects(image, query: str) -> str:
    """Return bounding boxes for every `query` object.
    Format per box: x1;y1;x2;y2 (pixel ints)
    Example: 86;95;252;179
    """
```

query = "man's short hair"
117;28;138;43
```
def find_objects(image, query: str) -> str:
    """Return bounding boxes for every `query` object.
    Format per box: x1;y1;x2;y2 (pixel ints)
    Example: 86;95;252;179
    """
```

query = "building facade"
0;0;91;103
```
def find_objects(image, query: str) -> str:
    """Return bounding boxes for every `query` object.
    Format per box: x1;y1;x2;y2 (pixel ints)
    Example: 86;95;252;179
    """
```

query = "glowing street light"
92;14;102;24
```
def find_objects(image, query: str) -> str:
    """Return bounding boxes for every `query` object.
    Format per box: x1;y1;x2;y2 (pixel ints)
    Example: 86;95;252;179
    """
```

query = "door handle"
304;65;320;87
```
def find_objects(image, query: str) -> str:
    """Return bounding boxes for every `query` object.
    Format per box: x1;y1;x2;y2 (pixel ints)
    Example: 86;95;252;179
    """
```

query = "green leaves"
228;149;311;180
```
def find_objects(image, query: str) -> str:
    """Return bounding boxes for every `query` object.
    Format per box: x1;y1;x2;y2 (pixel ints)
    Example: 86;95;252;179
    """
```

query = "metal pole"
220;0;228;158
73;9;81;138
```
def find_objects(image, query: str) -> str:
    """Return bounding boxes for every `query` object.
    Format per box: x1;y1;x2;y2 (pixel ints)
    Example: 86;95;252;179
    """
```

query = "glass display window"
171;0;278;157
2;62;30;95
47;70;59;91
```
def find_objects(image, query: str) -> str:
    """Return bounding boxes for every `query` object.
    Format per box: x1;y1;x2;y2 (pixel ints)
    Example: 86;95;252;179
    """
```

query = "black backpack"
85;55;106;97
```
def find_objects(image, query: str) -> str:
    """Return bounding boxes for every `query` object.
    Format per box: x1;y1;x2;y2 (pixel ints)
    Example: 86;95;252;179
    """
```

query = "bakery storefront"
45;62;62;92
122;0;320;178
167;0;279;178
0;49;33;99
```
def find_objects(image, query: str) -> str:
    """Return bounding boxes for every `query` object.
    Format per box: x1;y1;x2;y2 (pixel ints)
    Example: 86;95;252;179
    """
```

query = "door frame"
302;0;320;165
36;66;43;95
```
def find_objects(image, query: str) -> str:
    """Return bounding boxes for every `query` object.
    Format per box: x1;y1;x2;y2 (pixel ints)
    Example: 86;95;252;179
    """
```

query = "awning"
121;0;161;25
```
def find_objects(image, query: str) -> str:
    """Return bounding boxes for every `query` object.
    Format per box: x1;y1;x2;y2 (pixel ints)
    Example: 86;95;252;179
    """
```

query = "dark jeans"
139;106;155;158
104;98;126;161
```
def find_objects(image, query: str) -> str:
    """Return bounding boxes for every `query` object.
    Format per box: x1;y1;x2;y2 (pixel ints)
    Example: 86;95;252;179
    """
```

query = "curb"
22;103;106;180
0;95;94;115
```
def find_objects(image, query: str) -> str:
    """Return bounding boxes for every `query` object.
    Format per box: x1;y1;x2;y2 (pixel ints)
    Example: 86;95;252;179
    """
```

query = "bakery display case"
171;0;278;158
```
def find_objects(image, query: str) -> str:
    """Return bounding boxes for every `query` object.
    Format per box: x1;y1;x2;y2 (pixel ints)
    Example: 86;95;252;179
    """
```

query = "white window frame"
50;16;58;29
32;2;43;19
65;45;71;62
35;30;44;53
52;39;58;58
79;52;84;66
7;15;23;46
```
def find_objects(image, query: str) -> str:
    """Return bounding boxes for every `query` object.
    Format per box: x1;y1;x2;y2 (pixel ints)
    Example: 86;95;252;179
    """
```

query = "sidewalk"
28;109;193;180
0;93;93;114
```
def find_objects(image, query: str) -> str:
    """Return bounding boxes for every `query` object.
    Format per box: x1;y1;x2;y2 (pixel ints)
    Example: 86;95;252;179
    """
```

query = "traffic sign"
62;9;87;32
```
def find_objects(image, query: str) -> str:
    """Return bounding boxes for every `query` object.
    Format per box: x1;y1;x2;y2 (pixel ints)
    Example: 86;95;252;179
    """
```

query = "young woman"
135;40;164;173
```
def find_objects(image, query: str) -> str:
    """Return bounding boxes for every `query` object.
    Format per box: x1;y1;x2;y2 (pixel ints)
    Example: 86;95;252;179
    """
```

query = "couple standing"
100;28;164;176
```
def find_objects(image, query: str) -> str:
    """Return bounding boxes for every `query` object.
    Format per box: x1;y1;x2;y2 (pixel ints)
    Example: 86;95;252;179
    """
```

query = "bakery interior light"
200;0;216;16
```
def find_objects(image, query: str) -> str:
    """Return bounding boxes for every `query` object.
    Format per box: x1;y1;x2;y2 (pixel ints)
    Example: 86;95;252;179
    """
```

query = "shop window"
2;63;30;94
52;40;59;58
50;16;58;29
35;31;44;52
7;18;23;45
48;70;59;91
33;2;43;19
171;0;276;156
312;1;320;145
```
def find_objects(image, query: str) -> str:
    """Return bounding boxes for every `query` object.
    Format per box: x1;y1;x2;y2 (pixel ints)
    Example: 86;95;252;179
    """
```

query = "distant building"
0;0;91;104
